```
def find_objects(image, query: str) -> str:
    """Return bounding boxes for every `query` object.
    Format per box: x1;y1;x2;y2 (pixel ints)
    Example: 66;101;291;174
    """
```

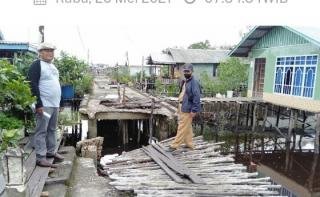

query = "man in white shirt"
28;43;64;168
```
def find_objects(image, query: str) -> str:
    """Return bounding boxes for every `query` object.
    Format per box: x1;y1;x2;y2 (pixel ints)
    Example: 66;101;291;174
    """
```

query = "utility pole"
87;49;90;65
140;56;144;84
39;25;44;43
126;51;129;67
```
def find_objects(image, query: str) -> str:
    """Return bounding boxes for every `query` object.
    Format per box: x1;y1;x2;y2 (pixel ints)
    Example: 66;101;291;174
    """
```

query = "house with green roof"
229;26;320;113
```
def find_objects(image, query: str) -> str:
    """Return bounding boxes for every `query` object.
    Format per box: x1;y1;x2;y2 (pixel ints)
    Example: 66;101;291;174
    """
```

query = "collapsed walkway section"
79;77;177;154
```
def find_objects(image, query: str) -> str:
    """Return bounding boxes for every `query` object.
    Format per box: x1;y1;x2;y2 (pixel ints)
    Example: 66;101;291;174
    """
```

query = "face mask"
184;74;191;79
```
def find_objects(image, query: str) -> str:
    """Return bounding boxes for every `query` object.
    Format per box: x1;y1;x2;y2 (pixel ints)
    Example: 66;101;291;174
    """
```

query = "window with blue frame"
274;55;318;98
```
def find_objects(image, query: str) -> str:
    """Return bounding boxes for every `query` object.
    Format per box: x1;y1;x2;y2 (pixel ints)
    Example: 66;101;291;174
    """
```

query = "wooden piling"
122;87;126;104
252;103;257;132
246;104;250;127
149;99;155;144
137;120;141;146
262;104;268;132
276;106;281;127
235;103;240;132
285;141;290;172
117;83;121;103
315;114;320;154
121;120;129;150
288;109;296;143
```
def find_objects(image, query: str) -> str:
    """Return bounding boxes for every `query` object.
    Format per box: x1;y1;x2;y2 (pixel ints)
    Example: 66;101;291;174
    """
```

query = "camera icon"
34;0;47;5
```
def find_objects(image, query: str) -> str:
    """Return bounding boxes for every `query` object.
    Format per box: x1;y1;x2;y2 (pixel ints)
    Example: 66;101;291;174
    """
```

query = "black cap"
183;63;193;71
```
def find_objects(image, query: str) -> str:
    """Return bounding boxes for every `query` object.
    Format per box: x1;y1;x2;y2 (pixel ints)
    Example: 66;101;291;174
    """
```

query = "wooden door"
253;58;266;97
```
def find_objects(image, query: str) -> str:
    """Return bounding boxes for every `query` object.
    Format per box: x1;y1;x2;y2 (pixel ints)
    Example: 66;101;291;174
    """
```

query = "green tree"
218;57;249;91
0;60;36;152
111;66;131;84
55;51;93;97
14;52;37;77
200;72;224;96
188;40;213;49
0;60;35;110
199;58;248;96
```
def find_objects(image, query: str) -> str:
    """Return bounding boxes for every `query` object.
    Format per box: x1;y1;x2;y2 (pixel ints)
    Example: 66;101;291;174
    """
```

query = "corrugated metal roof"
169;48;230;64
0;40;37;53
147;52;176;65
229;26;320;57
229;26;274;57
287;26;320;47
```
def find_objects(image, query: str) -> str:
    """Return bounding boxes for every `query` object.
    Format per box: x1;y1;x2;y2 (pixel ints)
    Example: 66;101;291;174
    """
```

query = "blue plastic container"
61;85;74;100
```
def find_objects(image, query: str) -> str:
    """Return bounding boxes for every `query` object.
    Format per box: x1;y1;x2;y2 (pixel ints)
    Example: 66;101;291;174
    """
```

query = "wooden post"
149;99;155;144
261;137;265;159
122;87;126;104
291;110;298;151
302;111;307;131
262;104;268;132
235;134;240;156
298;134;303;152
288;109;295;143
248;134;253;166
315;113;320;154
276;106;281;127
246;104;250;127
120;121;128;150
140;56;144;85
235;103;240;132
117;83;121;103
285;141;290;172
252;103;257;132
244;134;247;151
137;120;141;147
308;153;319;189
144;79;147;93
273;137;278;151
79;120;83;141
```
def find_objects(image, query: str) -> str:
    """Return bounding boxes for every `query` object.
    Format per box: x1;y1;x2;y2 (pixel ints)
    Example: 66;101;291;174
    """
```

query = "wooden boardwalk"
80;77;176;120
103;136;284;197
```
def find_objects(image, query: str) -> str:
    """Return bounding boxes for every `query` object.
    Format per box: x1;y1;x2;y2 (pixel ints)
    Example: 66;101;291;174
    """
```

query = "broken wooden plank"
142;146;184;183
106;137;282;197
151;143;204;184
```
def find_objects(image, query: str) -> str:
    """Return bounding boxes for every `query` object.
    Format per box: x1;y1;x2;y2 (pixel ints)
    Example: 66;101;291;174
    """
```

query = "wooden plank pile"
103;136;285;197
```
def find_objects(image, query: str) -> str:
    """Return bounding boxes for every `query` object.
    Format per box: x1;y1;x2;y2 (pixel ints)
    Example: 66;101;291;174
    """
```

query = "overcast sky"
1;24;250;65
1;0;320;65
